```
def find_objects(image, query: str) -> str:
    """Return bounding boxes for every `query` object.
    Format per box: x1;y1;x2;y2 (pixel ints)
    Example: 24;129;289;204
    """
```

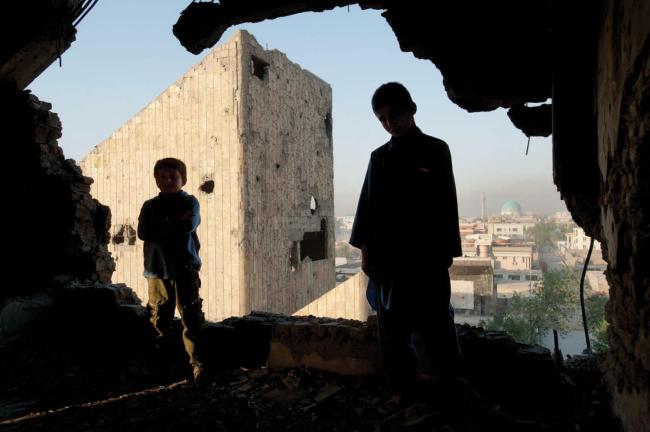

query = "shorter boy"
137;157;205;383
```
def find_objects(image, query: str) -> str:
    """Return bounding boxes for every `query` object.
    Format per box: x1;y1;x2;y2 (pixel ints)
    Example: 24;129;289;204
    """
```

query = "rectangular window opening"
300;219;329;262
251;56;269;80
300;232;327;262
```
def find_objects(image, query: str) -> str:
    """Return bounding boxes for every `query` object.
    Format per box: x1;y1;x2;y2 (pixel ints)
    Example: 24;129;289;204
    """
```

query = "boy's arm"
350;157;374;277
360;244;370;277
442;143;462;262
137;201;174;242
349;157;373;250
175;196;201;234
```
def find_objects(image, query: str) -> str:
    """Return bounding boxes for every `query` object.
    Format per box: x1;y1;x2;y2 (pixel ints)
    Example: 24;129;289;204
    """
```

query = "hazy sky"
28;1;567;218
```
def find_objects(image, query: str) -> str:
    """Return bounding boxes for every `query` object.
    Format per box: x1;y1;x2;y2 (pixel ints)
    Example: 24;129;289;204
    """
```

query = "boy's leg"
147;278;176;343
413;270;462;379
416;304;462;377
174;271;205;369
376;282;417;398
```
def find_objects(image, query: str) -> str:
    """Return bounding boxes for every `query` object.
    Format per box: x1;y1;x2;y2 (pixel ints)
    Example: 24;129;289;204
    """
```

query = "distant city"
334;197;607;355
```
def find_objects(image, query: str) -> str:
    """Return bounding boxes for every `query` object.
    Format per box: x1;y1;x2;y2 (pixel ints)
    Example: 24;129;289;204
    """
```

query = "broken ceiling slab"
172;0;365;55
173;0;552;113
507;103;552;137
0;0;89;89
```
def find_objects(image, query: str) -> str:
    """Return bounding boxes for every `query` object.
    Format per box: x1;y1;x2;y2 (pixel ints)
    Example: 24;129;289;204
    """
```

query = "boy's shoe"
192;365;206;385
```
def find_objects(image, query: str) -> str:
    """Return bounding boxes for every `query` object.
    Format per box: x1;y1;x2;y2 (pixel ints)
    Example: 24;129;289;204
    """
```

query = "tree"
585;294;609;353
481;269;578;345
529;219;563;248
483;293;539;344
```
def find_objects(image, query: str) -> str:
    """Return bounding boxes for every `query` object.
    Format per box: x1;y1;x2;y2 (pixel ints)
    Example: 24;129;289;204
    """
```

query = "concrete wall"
81;31;335;322
239;34;336;316
489;222;527;239
492;246;533;270
293;272;370;321
449;259;494;315
566;227;602;251
82;33;245;320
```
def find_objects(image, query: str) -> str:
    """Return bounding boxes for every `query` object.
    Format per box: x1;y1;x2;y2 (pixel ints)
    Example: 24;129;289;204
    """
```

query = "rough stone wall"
596;1;650;430
239;33;336;316
81;33;244;321
3;81;113;302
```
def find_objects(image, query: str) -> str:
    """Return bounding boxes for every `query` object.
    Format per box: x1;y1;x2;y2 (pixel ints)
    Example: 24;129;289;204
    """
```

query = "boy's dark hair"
154;157;187;182
372;82;415;112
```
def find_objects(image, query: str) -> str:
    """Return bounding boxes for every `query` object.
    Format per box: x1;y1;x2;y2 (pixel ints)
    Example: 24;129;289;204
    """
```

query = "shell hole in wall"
199;180;215;194
112;224;136;246
300;218;328;262
290;219;329;270
290;241;300;272
251;56;269;80
325;111;332;142
310;196;317;215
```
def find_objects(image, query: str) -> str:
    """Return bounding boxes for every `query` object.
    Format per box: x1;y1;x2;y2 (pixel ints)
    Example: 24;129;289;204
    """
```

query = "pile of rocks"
0;301;620;431
3;83;114;303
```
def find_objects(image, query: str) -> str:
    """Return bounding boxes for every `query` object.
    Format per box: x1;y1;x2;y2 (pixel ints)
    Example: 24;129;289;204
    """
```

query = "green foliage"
539;268;579;329
590;320;609;353
481;293;538;344
585;294;607;327
530;219;563;247
481;268;578;345
586;294;609;353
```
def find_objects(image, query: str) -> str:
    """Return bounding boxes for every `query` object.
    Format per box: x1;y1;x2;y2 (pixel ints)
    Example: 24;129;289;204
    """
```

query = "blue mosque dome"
501;200;522;216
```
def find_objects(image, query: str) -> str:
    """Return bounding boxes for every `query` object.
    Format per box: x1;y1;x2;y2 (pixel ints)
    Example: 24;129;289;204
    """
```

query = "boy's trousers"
369;267;462;395
147;272;204;367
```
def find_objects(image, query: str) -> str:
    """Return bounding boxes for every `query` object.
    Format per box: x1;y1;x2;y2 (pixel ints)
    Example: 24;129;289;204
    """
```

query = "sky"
28;0;567;218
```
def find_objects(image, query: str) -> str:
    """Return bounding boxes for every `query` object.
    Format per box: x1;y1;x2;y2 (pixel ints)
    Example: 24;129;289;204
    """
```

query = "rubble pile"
0;281;164;420
3;83;114;303
0;306;621;431
205;313;570;415
1;360;619;432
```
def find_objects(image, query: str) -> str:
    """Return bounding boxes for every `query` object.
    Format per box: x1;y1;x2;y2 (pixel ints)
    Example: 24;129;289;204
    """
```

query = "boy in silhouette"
350;82;463;402
138;157;205;384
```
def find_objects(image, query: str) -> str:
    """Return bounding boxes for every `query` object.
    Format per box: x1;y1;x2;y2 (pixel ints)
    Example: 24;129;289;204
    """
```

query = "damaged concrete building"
80;30;337;322
449;259;495;319
1;0;648;431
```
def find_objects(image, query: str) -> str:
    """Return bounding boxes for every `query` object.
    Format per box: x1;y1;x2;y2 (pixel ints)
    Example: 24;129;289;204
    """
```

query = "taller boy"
138;157;205;383
350;82;462;400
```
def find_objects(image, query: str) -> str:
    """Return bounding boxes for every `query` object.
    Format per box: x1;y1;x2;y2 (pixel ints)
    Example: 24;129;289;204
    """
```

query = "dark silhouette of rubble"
0;288;620;431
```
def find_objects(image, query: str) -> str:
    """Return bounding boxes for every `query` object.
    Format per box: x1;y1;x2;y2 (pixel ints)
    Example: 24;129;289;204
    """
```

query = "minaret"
481;192;487;221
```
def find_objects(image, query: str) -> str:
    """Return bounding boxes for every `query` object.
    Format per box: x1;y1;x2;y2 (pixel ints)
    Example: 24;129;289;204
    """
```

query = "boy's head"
154;157;187;194
372;82;417;137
